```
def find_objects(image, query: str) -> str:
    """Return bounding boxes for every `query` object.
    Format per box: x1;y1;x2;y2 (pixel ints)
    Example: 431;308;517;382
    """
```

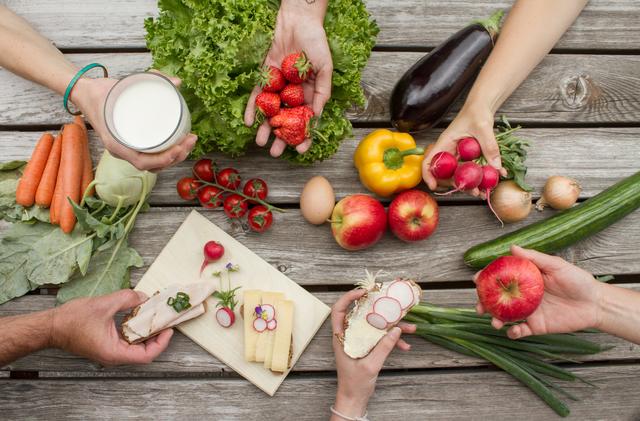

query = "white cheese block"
243;290;262;362
270;299;294;373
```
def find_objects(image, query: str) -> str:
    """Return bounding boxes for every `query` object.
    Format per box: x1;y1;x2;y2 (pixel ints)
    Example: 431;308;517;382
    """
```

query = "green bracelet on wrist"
63;63;108;115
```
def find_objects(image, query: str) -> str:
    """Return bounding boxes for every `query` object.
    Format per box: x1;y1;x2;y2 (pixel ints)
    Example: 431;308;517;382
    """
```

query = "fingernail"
491;158;502;168
389;327;401;339
135;291;148;301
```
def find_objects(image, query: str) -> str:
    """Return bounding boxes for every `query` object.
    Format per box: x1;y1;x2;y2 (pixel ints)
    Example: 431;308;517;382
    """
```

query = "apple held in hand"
388;190;439;242
476;255;544;322
331;194;387;251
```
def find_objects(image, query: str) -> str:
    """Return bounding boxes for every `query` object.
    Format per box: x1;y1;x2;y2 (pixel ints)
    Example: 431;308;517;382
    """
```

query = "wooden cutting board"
134;210;331;396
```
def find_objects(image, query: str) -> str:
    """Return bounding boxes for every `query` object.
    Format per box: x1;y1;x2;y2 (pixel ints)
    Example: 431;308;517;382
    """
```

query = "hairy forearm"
596;284;640;345
0;309;54;367
0;6;76;96
465;0;587;113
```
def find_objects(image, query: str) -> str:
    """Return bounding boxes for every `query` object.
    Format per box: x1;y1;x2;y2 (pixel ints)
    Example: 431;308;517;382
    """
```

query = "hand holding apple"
475;245;604;339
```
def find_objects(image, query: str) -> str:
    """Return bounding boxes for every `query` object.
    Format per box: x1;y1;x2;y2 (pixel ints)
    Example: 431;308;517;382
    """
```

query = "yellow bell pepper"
353;129;424;197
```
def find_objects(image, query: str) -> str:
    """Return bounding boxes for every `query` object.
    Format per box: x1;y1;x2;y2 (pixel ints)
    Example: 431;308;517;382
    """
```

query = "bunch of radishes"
430;137;502;224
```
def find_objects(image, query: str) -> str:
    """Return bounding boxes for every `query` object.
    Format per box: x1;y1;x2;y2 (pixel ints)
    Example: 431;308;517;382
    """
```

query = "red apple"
388;190;439;242
331;194;387;251
476;255;544;322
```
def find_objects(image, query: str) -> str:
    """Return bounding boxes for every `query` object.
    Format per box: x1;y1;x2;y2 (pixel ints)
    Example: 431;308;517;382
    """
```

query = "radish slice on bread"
267;319;277;330
261;304;276;322
366;312;388;330
373;296;402;323
386;280;416;310
341;271;422;359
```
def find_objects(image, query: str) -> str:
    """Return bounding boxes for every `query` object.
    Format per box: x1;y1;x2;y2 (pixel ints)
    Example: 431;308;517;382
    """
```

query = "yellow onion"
536;176;581;211
491;181;532;224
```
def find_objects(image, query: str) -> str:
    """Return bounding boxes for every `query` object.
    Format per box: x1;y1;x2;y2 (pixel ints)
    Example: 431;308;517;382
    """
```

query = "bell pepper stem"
399;147;425;157
383;147;425;170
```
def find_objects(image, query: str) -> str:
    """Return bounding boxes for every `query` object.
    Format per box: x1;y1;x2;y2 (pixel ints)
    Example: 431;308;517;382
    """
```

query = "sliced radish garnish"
267;319;277;331
261;304;276;322
216;307;235;328
366;312;388;330
387;280;416;310
253;317;267;332
373;296;402;323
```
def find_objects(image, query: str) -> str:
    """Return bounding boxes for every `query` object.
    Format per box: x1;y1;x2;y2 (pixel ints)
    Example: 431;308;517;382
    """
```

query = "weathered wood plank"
2;365;640;420
2;203;639;287
2;53;640;126
3;127;639;205
4;288;637;375
5;0;640;50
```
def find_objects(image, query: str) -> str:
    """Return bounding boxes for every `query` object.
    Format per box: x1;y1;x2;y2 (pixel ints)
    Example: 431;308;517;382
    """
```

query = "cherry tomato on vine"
176;177;201;201
247;205;273;233
192;158;216;182
217;168;241;190
243;178;269;203
223;194;248;218
198;185;224;209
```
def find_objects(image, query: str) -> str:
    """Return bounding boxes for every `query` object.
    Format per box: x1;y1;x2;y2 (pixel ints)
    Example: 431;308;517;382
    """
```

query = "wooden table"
2;1;640;419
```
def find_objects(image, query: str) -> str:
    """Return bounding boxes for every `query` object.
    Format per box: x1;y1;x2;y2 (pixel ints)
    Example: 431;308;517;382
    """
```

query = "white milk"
112;78;182;150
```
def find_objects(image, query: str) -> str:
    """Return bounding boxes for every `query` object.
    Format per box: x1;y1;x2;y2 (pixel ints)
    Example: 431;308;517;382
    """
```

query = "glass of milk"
104;72;191;153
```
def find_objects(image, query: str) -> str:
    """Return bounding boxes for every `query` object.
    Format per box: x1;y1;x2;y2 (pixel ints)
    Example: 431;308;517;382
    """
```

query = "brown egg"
300;176;335;225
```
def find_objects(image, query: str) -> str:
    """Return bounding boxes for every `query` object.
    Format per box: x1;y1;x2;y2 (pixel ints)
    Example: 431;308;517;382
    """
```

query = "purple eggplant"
390;10;504;132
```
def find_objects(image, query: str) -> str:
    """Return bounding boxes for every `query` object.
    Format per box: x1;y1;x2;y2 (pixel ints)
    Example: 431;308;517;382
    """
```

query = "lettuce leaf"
145;0;378;163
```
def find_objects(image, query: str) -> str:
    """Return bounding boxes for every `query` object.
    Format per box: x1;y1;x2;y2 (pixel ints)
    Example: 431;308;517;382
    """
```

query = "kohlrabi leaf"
56;240;143;304
0;222;57;304
26;227;93;287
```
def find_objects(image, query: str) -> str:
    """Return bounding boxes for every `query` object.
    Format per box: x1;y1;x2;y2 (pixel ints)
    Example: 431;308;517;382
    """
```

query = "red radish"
457;137;482;161
200;241;225;274
429;151;458;180
216;307;235;328
373;296;402;323
267;319;278;331
366;312;388;330
436;161;483;195
478;165;503;226
261;304;276;321
476;255;544;322
253;318;267;332
386;280;416;310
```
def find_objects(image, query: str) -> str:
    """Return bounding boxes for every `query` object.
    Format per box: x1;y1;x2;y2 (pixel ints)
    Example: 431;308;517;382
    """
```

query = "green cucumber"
464;171;640;268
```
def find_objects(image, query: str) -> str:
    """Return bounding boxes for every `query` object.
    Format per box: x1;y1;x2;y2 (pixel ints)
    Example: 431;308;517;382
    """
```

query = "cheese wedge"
255;292;284;362
270;299;294;373
243;290;262;362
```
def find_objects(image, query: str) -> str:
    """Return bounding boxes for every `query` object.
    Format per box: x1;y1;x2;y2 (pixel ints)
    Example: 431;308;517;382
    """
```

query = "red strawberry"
255;92;280;117
270;112;309;146
281;52;313;83
258;65;286;92
280;84;305;107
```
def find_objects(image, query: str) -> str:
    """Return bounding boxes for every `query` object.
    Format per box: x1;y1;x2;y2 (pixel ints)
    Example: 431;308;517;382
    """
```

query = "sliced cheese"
243;290;262;362
263;327;276;370
255;292;284;362
270;299;294;373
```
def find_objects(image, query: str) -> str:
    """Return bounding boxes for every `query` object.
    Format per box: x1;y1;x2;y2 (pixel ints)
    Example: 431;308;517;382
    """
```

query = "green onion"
405;303;612;417
167;291;191;313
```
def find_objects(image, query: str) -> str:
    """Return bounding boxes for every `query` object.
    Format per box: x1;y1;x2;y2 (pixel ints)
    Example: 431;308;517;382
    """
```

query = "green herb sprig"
212;263;241;310
167;292;192;313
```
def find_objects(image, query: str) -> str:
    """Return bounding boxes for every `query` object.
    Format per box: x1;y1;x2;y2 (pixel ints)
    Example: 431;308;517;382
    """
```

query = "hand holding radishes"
331;289;415;420
243;0;333;158
475;245;604;340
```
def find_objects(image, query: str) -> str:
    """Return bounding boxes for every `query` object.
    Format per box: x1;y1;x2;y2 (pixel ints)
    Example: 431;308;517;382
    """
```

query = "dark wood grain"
5;0;640;50
2;53;640;126
1;365;640;420
4;288;638;375
3;127;640;205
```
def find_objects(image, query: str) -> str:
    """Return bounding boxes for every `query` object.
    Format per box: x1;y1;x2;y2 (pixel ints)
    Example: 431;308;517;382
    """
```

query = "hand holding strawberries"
244;0;333;158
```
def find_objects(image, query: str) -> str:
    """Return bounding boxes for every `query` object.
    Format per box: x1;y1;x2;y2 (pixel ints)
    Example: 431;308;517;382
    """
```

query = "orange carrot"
75;116;94;197
50;156;63;225
59;124;84;234
35;132;63;207
16;133;54;207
